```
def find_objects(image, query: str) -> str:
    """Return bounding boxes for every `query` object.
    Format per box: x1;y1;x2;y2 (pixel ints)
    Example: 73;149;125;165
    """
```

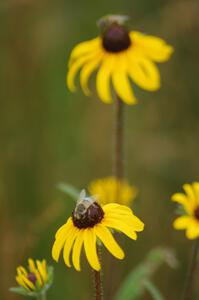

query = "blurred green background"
1;0;199;299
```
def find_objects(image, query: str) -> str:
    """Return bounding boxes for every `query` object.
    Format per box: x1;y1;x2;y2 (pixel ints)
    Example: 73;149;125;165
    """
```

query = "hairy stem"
181;239;199;300
93;247;103;300
114;95;124;179
37;292;47;300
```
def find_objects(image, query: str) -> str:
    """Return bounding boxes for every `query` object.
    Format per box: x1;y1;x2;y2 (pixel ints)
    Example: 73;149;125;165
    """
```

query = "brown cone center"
194;207;199;220
27;272;37;285
102;23;131;53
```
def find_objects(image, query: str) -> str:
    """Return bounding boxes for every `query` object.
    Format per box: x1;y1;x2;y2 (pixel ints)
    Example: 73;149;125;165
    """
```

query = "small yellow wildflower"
52;190;144;271
88;176;137;206
172;182;199;239
15;258;49;292
67;15;173;105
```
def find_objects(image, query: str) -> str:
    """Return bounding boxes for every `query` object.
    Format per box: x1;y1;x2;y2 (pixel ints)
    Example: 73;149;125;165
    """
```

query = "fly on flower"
172;182;199;239
67;14;173;105
10;258;53;298
52;189;144;271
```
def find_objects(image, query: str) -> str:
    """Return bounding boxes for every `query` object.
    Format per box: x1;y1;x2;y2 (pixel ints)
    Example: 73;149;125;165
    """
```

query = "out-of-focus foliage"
114;247;177;300
1;0;199;299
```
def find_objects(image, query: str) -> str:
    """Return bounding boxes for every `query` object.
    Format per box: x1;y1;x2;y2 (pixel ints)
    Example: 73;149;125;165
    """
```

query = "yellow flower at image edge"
172;182;199;239
52;190;144;271
13;258;53;295
88;176;137;206
67;15;173;105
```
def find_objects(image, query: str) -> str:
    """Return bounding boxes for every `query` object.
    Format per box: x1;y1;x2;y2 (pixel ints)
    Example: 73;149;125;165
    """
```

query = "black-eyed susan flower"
172;182;199;239
52;189;144;271
67;15;173;105
88;176;137;206
10;258;53;298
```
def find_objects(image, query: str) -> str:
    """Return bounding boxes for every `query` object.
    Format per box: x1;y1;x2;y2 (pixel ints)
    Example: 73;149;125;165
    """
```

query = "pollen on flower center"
194;207;199;220
102;23;131;53
27;272;37;285
72;202;104;229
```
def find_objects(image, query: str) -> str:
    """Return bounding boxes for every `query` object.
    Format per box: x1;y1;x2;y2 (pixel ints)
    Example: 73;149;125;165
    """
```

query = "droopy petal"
130;31;173;62
112;55;137;105
55;218;73;239
52;219;73;262
96;54;114;103
105;213;144;232
69;38;101;62
72;230;84;271
173;216;192;229
84;228;100;271
80;54;102;95
63;227;79;267
95;224;124;259
103;218;137;240
67;53;96;92
127;52;160;91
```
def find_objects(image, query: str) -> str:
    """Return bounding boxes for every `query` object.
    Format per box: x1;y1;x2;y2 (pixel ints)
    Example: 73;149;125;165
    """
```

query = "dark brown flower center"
27;272;37;285
72;202;104;229
194;207;199;220
102;23;131;53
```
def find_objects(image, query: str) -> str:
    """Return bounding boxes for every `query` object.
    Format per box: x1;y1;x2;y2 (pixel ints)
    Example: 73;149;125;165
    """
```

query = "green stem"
36;292;47;300
181;239;199;300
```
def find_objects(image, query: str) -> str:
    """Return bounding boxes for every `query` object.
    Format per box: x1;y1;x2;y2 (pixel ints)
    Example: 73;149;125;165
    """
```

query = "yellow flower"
88;176;137;206
15;259;49;292
67;15;173;105
52;190;144;271
172;182;199;239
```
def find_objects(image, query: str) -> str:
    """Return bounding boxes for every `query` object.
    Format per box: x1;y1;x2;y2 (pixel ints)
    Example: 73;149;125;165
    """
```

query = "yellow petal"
69;37;101;62
96;54;114;103
112;55;137;105
103;218;137;240
20;274;35;290
127;52;160;91
173;216;191;229
16;275;30;291
36;260;47;282
80;54;102;95
28;259;37;273
103;203;132;214
183;183;197;207
67;53;95;92
52;218;73;262
130;31;173;62
105;213;144;232
193;182;199;204
171;193;193;214
17;266;27;276
55;218;73;239
84;228;100;271
34;269;43;287
63;227;78;267
186;220;199;239
95;224;124;259
72;230;84;271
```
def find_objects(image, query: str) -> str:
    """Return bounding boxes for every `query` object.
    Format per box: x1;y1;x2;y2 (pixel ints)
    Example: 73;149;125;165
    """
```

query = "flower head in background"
52;189;144;271
172;182;199;239
88;176;137;206
67;14;173;105
10;259;53;298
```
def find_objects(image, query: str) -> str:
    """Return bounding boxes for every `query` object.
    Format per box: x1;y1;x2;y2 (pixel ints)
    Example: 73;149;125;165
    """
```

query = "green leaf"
56;182;79;200
114;247;177;300
143;280;164;300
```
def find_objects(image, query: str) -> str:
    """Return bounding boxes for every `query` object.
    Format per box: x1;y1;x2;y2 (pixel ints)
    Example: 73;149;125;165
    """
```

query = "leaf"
114;247;177;300
56;182;79;200
143;280;164;300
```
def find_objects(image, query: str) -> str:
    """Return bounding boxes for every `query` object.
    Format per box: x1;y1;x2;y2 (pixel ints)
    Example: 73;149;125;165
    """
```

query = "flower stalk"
181;239;199;300
114;95;125;180
93;246;103;300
